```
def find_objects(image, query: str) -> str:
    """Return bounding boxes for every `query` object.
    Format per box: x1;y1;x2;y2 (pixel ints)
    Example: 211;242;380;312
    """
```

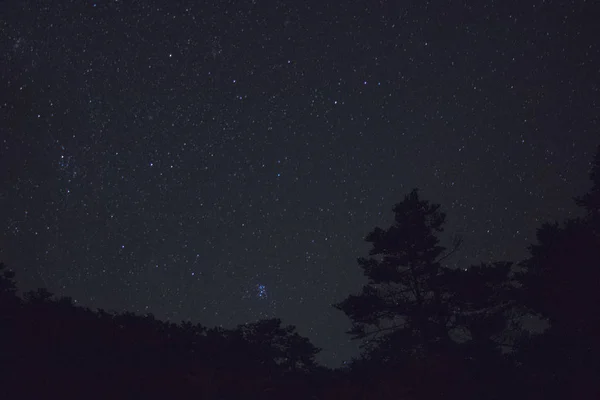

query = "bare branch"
437;234;463;264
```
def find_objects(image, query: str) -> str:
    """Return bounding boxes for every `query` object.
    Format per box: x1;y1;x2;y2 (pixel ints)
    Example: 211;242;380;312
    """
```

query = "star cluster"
1;0;599;366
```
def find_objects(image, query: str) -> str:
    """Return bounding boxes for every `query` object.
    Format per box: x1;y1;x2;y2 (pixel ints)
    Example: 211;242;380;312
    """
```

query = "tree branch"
437;235;463;265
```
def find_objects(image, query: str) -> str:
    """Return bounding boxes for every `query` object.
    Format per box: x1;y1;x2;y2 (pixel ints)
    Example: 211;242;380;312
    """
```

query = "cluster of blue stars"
257;284;267;299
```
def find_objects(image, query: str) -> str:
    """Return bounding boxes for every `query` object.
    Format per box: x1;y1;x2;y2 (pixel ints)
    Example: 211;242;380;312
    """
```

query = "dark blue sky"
1;0;598;366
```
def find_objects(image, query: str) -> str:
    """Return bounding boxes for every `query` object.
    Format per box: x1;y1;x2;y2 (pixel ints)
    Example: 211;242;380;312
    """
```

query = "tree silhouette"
235;318;321;373
515;146;600;399
0;264;329;399
0;262;17;301
333;189;518;399
574;144;600;219
0;262;20;390
23;287;55;304
334;189;456;357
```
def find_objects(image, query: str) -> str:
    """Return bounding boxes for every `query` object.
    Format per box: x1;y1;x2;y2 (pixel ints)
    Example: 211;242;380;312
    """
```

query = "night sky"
1;0;599;367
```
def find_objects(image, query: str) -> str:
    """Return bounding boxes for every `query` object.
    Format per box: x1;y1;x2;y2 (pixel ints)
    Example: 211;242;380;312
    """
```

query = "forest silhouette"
1;146;599;399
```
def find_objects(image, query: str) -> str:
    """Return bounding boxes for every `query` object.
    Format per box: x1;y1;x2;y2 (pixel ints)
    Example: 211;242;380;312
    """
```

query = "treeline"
1;146;599;399
0;278;332;399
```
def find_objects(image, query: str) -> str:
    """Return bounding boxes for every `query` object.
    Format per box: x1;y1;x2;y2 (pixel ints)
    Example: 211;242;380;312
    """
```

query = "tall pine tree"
334;189;515;366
